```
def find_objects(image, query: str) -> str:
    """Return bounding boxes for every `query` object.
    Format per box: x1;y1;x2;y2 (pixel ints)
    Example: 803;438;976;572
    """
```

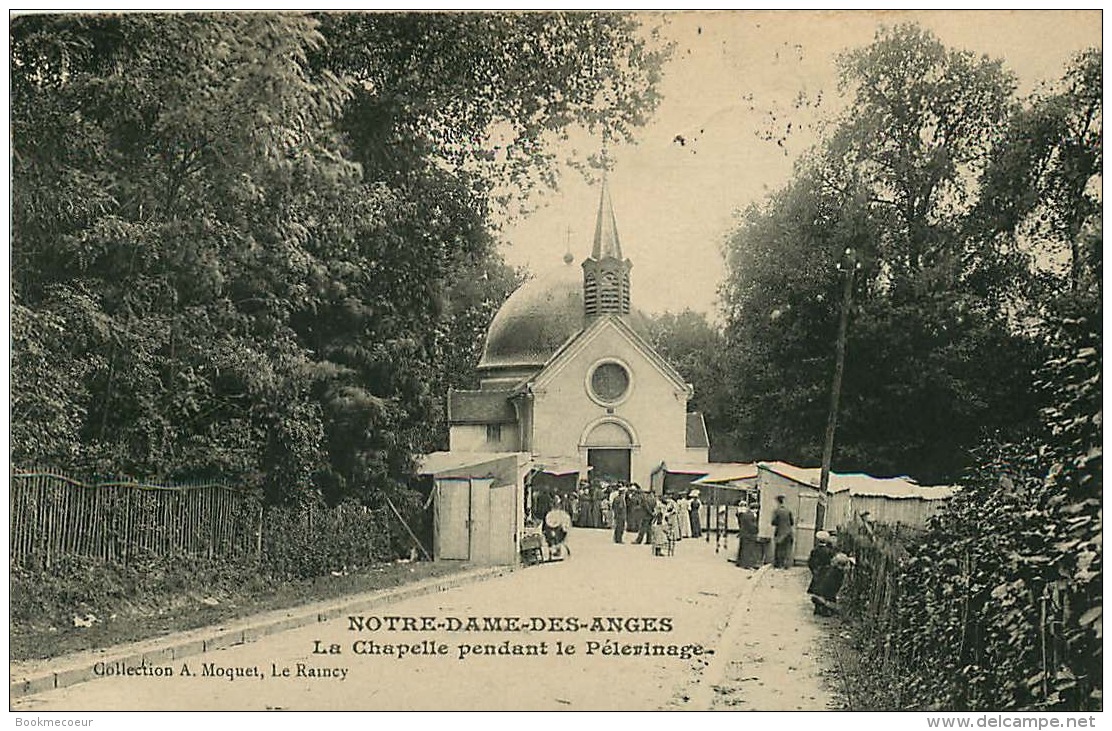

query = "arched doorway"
583;420;634;483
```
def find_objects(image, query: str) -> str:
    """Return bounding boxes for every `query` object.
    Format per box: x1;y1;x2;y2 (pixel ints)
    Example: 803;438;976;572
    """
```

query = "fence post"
44;473;54;570
206;484;215;560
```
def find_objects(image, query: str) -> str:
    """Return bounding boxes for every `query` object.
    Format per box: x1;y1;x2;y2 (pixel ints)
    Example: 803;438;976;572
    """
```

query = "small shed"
418;451;531;566
756;462;823;565
826;475;957;530
757;461;959;564
649;460;711;497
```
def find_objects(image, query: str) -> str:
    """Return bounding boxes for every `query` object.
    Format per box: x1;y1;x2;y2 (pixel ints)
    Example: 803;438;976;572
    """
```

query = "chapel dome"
478;258;648;374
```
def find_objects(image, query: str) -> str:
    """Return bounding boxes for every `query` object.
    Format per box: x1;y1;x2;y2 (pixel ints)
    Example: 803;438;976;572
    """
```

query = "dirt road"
12;528;838;711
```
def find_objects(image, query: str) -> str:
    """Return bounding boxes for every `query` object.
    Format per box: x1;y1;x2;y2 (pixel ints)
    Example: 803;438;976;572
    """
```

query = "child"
650;506;668;556
664;499;680;555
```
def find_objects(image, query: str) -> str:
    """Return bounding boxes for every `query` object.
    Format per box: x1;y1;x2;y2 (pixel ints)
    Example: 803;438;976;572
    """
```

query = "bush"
260;498;397;579
837;316;1101;711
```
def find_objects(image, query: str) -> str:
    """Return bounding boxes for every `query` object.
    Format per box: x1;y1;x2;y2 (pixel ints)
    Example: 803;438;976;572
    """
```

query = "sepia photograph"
8;9;1102;716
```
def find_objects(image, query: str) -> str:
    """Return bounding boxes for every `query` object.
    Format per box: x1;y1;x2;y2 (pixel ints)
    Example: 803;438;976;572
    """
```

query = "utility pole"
817;247;858;530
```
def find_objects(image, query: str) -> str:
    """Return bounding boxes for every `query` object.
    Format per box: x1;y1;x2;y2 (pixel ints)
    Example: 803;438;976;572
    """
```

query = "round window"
590;362;630;403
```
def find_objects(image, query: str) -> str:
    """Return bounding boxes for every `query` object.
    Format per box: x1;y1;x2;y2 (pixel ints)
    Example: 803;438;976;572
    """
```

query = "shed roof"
657;461;713;476
690;462;758;484
418;451;528;477
757;461;956;500
447;390;517;424
532;456;588;477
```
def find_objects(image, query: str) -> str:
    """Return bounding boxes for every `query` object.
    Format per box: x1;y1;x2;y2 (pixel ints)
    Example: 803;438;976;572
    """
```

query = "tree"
719;172;853;464
644;309;737;458
10;12;669;510
977;49;1102;296
314;12;668;207
11;13;354;494
719;24;1050;483
825;24;1016;294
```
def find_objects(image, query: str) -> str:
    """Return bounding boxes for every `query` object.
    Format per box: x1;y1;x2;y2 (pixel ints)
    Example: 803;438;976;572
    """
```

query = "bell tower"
582;180;632;318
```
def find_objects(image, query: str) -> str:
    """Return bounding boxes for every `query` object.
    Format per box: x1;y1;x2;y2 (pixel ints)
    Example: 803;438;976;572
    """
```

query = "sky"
495;10;1102;319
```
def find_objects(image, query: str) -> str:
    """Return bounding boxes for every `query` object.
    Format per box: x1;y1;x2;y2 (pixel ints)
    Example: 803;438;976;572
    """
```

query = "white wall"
449;424;520;452
529;323;690;488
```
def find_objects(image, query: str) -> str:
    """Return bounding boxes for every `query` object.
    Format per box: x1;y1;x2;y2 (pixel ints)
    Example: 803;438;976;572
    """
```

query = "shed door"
437;479;471;560
469;478;492;563
795;492;819;563
487;484;518;565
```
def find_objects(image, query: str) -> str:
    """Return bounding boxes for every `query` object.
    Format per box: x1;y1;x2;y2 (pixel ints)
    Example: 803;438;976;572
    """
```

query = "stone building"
446;182;709;490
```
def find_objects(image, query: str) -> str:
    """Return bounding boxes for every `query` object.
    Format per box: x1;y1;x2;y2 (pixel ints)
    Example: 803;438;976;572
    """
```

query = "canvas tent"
825;474;957;529
690;462;758;534
528;455;588;490
649;461;711;497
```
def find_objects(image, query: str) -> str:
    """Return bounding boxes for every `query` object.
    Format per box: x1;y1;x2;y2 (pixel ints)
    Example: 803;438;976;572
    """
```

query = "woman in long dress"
688;490;702;538
677;496;692;538
589;485;603;528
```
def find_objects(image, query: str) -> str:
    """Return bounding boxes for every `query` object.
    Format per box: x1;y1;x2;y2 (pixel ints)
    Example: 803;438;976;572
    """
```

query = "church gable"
530;315;690;397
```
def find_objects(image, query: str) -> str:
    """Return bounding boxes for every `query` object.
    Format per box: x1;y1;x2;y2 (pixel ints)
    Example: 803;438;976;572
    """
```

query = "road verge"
10;564;512;700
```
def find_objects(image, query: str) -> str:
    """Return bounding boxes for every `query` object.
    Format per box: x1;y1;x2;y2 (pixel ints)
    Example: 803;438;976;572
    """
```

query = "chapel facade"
446;183;709;490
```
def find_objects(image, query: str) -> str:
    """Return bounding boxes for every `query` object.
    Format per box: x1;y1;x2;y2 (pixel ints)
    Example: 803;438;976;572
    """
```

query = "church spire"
582;175;632;319
591;176;623;261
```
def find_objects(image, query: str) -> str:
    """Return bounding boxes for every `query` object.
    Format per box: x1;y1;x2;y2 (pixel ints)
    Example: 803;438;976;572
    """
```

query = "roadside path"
13;529;838;711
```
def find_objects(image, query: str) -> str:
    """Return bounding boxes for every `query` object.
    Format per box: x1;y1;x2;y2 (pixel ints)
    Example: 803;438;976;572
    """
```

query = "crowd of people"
603;481;703;556
527;481;853;613
528;480;706;558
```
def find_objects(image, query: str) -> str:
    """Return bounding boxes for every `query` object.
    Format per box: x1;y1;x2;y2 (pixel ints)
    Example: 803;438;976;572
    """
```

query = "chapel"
446;182;710;490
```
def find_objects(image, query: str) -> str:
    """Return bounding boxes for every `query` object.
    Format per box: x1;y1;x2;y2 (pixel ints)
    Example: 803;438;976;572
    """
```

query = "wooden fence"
838;518;1090;709
10;468;262;568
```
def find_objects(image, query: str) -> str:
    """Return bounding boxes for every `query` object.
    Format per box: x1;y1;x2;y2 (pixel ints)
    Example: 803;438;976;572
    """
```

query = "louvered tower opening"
584;273;600;317
583;179;633;320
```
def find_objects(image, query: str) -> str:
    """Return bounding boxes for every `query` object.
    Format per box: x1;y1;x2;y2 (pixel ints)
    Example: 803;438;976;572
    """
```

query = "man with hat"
625;485;645;542
610;485;627;544
634;484;657;545
771;494;795;568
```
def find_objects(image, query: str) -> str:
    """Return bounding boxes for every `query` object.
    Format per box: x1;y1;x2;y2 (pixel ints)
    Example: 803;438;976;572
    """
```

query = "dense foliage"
705;25;1101;709
839;308;1101;710
10;13;666;509
717;26;1100;485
